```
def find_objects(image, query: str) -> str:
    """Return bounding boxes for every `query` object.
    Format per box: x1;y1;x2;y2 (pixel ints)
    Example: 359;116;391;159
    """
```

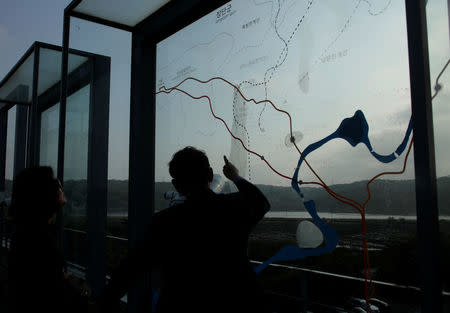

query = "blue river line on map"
254;110;413;274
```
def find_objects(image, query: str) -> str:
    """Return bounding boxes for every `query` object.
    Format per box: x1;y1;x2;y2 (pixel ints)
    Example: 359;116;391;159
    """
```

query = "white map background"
155;0;448;187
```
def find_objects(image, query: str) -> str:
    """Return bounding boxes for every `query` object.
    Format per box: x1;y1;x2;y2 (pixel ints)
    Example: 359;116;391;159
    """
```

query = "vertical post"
59;13;70;186
27;46;40;167
86;55;110;297
58;12;70;251
405;0;442;312
128;33;155;313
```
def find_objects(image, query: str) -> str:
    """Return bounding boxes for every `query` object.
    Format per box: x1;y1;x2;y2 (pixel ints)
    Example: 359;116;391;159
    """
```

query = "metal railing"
1;221;448;311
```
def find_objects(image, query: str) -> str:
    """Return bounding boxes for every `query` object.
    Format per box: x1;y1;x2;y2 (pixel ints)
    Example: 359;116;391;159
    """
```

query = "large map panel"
155;0;422;309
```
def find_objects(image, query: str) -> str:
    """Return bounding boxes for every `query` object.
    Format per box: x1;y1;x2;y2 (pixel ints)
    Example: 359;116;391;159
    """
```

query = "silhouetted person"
101;146;270;312
7;166;71;313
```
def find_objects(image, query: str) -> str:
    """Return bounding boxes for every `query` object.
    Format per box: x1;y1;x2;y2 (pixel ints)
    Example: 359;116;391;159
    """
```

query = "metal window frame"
0;40;110;182
85;54;111;297
61;0;443;311
63;0;230;310
36;57;94;167
0;99;29;108
127;1;229;309
0;41;100;111
37;59;92;113
0;39;111;297
0;44;35;102
405;1;442;310
0;86;30;196
56;29;111;295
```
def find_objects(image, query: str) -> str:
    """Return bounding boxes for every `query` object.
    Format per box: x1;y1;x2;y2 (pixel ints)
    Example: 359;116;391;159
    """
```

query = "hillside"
145;177;450;215
5;177;450;215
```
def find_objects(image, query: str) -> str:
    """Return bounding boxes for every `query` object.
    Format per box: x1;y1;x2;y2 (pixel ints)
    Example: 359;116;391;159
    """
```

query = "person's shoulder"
213;191;242;209
153;201;190;219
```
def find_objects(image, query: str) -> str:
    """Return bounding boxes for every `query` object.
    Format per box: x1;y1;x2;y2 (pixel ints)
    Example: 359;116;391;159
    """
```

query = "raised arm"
223;156;270;226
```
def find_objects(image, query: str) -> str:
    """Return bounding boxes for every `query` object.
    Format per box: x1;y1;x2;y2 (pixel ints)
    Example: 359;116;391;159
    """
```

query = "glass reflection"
5;106;16;197
63;85;90;225
40;103;60;172
68;18;131;271
63;84;90;268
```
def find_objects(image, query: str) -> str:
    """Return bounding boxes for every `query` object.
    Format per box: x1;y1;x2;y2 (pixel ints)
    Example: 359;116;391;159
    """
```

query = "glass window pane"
34;48;92;268
5;106;16;197
427;0;450;304
38;48;88;98
155;1;418;310
39;103;60;172
69;18;131;273
74;0;171;27
0;52;33;103
63;84;90;267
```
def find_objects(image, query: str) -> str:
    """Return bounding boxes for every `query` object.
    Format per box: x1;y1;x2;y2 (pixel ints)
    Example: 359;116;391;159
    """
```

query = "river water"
108;210;450;220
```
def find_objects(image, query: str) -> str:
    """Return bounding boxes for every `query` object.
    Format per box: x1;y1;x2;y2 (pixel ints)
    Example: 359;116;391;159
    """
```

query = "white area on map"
296;220;324;248
155;0;416;186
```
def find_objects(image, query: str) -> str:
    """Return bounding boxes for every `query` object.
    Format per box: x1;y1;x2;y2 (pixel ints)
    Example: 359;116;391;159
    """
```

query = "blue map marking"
297;110;413;170
254;192;339;274
254;110;413;274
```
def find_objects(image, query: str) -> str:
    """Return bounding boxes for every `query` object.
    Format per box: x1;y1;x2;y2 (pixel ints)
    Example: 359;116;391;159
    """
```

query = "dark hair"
169;146;211;192
9;166;60;224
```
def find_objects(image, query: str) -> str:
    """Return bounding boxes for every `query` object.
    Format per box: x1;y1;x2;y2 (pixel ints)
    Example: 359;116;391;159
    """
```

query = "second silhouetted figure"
100;146;270;312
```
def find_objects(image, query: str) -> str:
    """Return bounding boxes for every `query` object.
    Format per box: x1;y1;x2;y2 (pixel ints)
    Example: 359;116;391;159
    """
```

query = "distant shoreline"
264;212;450;220
105;211;450;221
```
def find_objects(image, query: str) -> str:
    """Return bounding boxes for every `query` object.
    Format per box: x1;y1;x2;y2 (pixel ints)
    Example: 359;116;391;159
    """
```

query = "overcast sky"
155;0;450;187
0;0;449;185
0;0;131;180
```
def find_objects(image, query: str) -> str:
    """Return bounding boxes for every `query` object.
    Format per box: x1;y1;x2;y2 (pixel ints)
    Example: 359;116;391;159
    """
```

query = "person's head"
169;146;213;196
9;166;66;224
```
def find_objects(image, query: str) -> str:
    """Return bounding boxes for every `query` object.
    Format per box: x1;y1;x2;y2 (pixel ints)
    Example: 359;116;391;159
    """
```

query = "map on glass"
155;0;414;301
156;0;412;186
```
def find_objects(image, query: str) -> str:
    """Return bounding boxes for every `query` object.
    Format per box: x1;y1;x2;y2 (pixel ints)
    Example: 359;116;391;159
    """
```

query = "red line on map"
156;76;414;310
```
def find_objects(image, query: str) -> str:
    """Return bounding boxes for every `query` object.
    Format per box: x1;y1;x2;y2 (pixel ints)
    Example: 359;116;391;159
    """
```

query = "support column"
405;0;442;311
86;55;110;297
127;33;155;313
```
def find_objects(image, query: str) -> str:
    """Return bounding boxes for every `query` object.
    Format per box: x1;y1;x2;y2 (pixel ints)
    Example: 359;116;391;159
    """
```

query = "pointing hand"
223;156;239;181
